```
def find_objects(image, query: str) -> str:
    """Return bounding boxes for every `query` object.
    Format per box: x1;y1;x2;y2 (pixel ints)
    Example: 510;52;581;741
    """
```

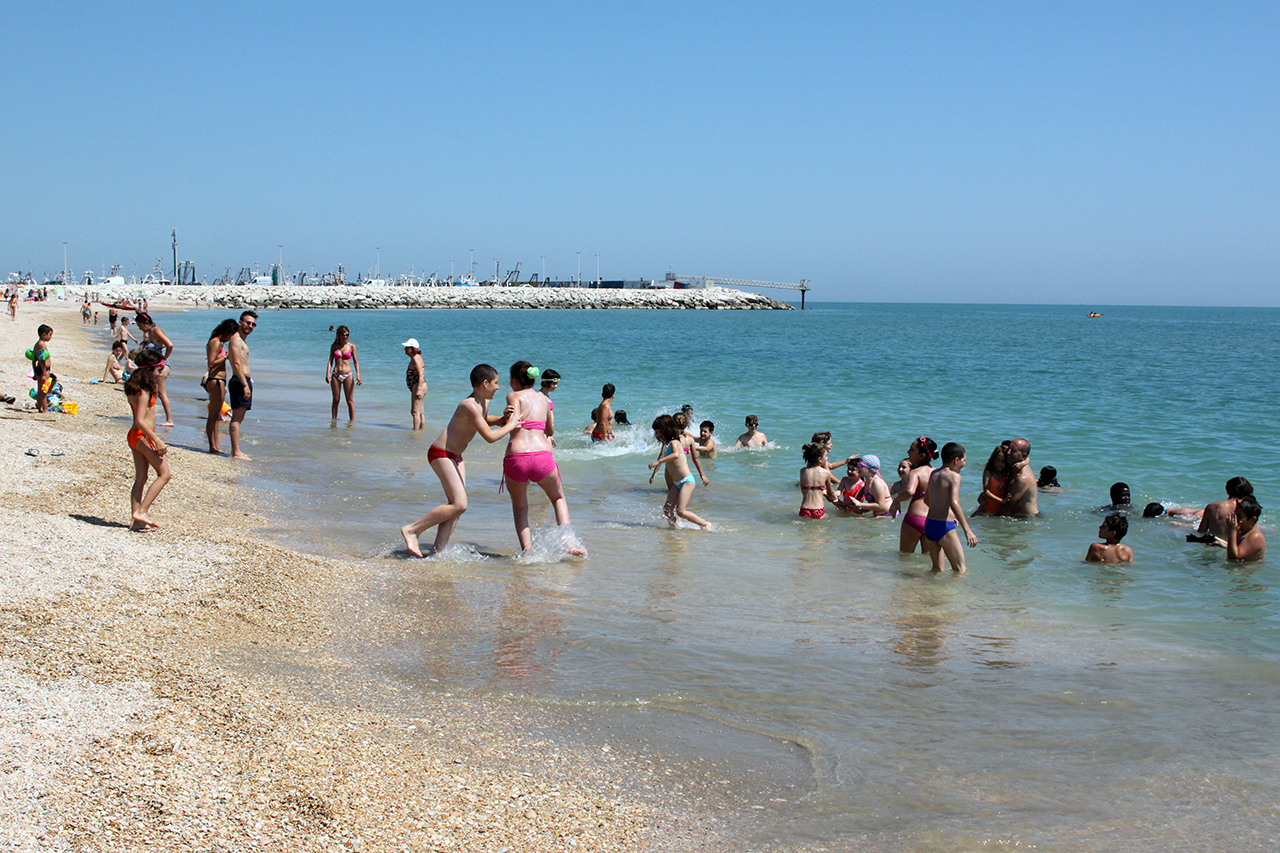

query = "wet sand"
0;300;738;851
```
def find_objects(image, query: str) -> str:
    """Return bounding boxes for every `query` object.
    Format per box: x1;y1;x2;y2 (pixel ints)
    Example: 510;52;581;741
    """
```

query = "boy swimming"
1085;514;1134;563
695;420;718;458
399;364;524;558
923;442;979;574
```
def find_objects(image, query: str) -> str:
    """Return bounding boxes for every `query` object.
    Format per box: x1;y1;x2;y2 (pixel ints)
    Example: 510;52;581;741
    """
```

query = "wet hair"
745;414;758;427
700;420;714;433
802;442;826;467
1104;513;1129;540
1236;497;1262;522
984;442;1011;477
134;312;153;327
37;324;52;337
652;413;680;442
510;360;538;389
811;431;832;446
1226;477;1254;499
1037;466;1059;488
540;368;560;388
673;412;689;429
240;309;259;321
330;324;350;351
209;318;239;340
124;347;164;397
681;404;693;415
941;442;965;464
910;436;938;464
1143;502;1167;518
469;363;498;386
602;383;615;399
615;410;629;424
1109;482;1130;505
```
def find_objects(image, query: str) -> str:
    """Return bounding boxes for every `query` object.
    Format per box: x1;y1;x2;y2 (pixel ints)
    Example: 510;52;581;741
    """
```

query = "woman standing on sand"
135;313;174;426
894;436;938;553
501;361;586;556
326;325;361;421
203;319;239;453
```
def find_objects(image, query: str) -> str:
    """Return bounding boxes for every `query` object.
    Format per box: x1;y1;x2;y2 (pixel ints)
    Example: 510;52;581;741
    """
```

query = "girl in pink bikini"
895;436;938;553
326;325;361;421
502;361;586;556
799;443;838;519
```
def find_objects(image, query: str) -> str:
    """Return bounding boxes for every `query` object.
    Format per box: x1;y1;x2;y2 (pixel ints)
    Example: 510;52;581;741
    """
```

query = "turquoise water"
153;303;1279;850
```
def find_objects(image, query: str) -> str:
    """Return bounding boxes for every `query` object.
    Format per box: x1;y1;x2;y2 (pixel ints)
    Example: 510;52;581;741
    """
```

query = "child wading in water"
649;414;711;529
1086;513;1134;563
799;442;838;518
124;349;171;531
923;442;979;573
402;338;427;430
399;364;522;557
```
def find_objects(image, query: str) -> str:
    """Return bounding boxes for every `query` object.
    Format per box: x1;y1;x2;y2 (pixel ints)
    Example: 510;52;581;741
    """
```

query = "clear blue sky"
3;1;1277;304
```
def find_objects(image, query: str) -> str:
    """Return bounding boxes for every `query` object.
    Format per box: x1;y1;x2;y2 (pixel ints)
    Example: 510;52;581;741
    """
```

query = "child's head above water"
510;360;539;389
601;383;615;400
673;411;689;430
652;413;680;442
1102;513;1129;541
802;442;826;467
469;363;498;388
540;369;560;391
745;414;759;429
941;442;966;465
699;420;714;437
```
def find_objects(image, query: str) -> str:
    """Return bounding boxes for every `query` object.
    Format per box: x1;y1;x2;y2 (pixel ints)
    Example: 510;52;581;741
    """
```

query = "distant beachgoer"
81;299;91;324
102;340;131;383
844;455;893;516
504;362;586;555
1142;502;1202;519
108;306;117;331
1196;477;1254;538
1001;439;1039;516
1037;466;1060;489
1086;514;1133;563
93;310;98;325
124;348;171;531
681;404;697;438
204;319;238;453
695;420;718;458
8;290;16;320
649;414;711;529
227;310;257;460
798;442;838;519
398;364;524;558
973;442;1011;516
895;436;938;552
325;325;361;421
402;338;427;430
924;442;979;574
29;325;53;413
1210;497;1266;561
1101;482;1131;512
114;316;137;347
592;384;615;441
732;415;768;448
135;313;174;426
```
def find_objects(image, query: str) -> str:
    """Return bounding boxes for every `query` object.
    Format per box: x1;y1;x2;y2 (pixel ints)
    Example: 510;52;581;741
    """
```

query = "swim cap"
859;454;881;473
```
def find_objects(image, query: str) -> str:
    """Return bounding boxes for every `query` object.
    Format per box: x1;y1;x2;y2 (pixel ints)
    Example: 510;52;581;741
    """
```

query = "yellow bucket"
62;401;78;414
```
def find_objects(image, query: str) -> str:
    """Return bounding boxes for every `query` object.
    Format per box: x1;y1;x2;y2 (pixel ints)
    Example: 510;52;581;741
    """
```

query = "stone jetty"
96;284;794;310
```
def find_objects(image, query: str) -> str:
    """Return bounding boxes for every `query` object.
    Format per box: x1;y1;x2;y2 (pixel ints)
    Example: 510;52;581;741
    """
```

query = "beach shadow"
70;513;130;529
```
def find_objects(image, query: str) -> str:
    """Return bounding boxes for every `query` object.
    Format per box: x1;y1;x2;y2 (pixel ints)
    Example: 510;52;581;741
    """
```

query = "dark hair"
1226;477;1254;499
540;369;560;388
1104;513;1129;540
984;442;1011;477
1237;497;1262;522
910;435;938;464
802;442;825;467
330;324;350;351
209;318;239;340
240;310;259;321
811;431;832;446
111;340;126;352
1143;502;1166;518
1037;465;1059;487
134;312;153;326
652;413;680;442
615;410;629;424
602;383;615;399
510;360;538;389
941;442;965;464
700;420;714;432
1110;482;1130;505
469;363;498;386
745;414;758;426
37;324;52;336
681;404;693;415
125;347;164;397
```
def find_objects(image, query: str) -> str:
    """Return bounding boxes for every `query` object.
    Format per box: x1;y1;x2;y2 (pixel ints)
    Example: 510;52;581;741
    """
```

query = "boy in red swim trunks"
399;364;523;558
591;383;615;441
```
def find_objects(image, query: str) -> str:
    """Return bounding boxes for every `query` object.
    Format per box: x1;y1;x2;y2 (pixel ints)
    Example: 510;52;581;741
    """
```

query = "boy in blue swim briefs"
924;442;979;574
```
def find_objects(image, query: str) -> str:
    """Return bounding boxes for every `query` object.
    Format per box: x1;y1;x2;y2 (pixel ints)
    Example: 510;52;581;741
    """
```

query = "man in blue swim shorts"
924;442;979;574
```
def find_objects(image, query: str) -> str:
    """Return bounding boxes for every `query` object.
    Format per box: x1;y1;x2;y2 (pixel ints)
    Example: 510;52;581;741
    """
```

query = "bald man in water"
1002;438;1039;516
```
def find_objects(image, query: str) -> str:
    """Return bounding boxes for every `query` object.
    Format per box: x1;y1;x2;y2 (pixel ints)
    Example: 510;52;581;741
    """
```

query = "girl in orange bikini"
973;441;1012;516
125;348;171;531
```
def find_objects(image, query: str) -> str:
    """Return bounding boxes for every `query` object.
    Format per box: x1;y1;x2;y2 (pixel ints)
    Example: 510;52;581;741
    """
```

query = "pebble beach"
0;300;736;852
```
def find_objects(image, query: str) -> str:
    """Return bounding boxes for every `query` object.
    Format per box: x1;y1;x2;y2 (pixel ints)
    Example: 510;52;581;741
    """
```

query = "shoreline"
0;302;743;851
82;283;795;311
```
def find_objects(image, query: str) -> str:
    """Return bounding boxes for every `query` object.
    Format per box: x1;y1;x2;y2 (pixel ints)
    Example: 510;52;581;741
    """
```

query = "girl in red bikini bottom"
799;441;838;519
124;349;171;531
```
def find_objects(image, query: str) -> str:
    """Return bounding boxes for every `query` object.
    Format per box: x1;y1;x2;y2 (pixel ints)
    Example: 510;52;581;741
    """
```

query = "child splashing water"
649;414;712;529
502;361;587;557
124;348;171;531
799;442;839;518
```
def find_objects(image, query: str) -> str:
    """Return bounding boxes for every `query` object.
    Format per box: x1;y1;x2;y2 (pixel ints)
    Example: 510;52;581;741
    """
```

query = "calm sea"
148;302;1279;851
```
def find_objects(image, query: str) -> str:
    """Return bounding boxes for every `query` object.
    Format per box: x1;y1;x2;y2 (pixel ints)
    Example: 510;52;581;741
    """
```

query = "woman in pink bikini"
326;325;361;421
894;435;938;553
502;361;586;556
